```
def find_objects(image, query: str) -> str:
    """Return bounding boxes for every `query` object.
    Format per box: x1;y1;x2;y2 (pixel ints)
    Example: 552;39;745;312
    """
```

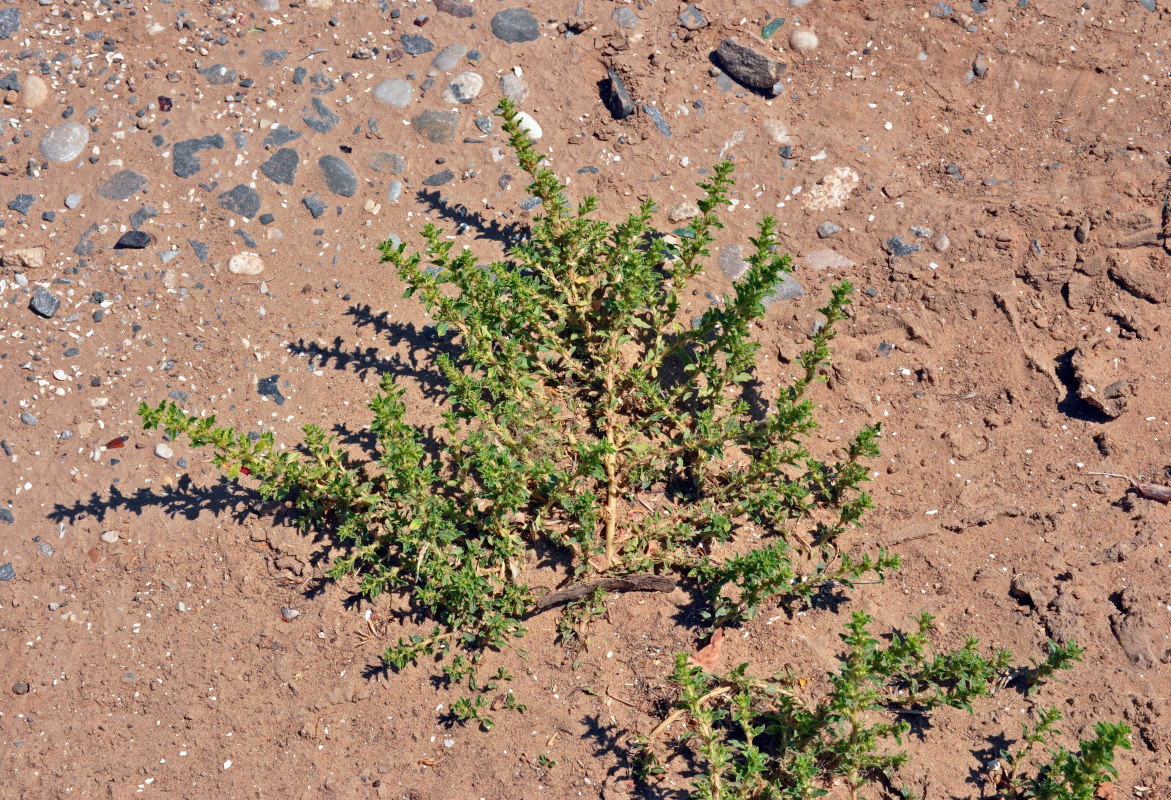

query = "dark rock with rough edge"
115;231;152;249
401;34;434;55
715;36;787;91
302;96;339;134
218;185;262;218
263;126;301;148
677;4;707;30
8;194;34;214
260;148;299;185
30;288;61;318
605;70;635;119
0;9;21;41
422;169;455;187
188;239;209;264
642;105;671;138
197;64;237;85
97;170;149;201
318;156;357;197
173;134;225;178
302;194;328;218
412;109;459;144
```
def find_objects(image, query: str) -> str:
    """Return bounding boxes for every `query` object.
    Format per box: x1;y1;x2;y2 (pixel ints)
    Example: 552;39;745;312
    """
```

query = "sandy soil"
1;0;1170;797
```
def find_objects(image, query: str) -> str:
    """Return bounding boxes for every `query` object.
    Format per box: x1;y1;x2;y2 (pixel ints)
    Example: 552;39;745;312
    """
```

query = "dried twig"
532;574;676;612
1086;472;1171;503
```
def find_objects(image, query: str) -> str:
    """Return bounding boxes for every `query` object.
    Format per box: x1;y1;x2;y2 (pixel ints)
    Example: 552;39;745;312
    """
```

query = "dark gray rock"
716;37;787;91
188;239;210;264
436;0;475;17
198;64;237;85
262;49;287;65
173;134;225;178
678;4;707;30
475;116;493;134
422;169;455;187
263;126;301;148
642;105;671;138
257;374;286;406
817;221;842;239
491;8;540;43
129;206;159;230
612;7;639;28
302;96;339;134
29;288;60;318
115;231;152;249
763;273;806;306
929;2;953;17
605;70;635;119
412;109;459;144
8;194;34;214
0;508;12;524
74;223;99;257
97;170;149;201
0;71;18;91
0;8;21;41
219;184;262;218
260;148;299;185
369;152;406;174
318;156;357;197
0;562;14;581
401;34;434;55
886;236;921;259
302;194;327;218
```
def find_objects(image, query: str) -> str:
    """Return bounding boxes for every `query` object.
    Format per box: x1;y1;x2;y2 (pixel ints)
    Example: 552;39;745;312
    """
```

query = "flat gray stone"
401;34;434;55
0;8;21;40
197;64;237;85
763;273;806;306
29;288;60;318
436;0;475;17
97;170;149;201
612;7;639;28
387;181;403;203
218;184;262;218
302;194;328;218
500;73;529;104
0;562;14;581
369;152;406;174
678;4;707;30
412;109;459;144
263;126;301;148
491;8;540;43
262;48;287;65
260;148;299;185
8;194;34;214
817;221;842;239
422;169;455;187
716;36;787;91
373;78;413;107
65;193;82;209
173;134;225;178
431;42;468;71
318;156;357;197
302;96;339;134
39;122;89;162
718;245;749;281
129;206;159;230
642;105;671;138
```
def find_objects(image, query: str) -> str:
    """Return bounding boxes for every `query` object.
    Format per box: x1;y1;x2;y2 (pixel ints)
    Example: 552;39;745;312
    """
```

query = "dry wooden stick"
532;574;676;612
1086;472;1171;503
646;686;733;740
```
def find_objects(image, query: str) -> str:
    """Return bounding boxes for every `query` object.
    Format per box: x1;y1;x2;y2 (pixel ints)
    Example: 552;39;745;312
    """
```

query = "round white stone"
227;252;264;275
514;111;542;140
789;29;819;54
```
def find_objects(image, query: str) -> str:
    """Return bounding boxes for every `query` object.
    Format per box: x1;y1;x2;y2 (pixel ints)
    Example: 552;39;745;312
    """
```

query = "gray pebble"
0;8;19;39
8;194;34;214
173;134;225;178
39;122;89;163
491;8;540;43
718;245;749;281
475;115;493;134
401;34;434;55
302;194;328;218
929;2;953;17
612;7;639;28
197;64;237;85
155;442;173;459
302;96;339;134
413;109;460;144
115;231;152;249
677;4;707;30
387;181;403;203
318;155;357;197
716;37;787;91
263;126;301;148
29;289;60;318
218;184;261;218
642;105;672;138
432;42;468;71
369;152;406;173
763;273;806;306
423;169;455;187
373;78;413;107
21;411;38;426
0;562;14;582
260;148;299;185
817;221;842;239
500;73;529;104
887;236;921;259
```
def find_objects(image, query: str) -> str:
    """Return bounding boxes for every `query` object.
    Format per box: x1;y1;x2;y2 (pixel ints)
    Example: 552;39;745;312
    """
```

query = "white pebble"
155;442;174;460
789;29;819;54
227;252;264;276
100;531;120;543
514;111;542;140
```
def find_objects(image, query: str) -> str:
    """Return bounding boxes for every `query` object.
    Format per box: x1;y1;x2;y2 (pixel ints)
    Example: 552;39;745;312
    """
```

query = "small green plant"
139;97;892;679
1025;639;1084;696
990;705;1130;800
634;611;1013;800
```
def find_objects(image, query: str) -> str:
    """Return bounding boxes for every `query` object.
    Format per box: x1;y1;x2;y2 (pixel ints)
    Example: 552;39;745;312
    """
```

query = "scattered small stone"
716;37;787;91
228;252;264;275
115;231;152;249
973;53;989;78
318;155;357;197
816;221;842;239
436;0;475;16
21;410;39;426
413;109;460;144
8;194;34;214
401;34;434;55
189;239;210;264
263;126;301;148
933;233;950;252
605;70;635;120
788;29;818;54
262;49;287;65
29;289;60;318
500;73;529;105
39;122;89;163
260;148;299;185
668;202;699;222
678;4;707;30
129;206;159;230
929;2;953;17
491;8;540;43
100;531;120;543
442;71;484;104
422;169;455;187
302;194;328;218
281;606;300;622
373;78;412;107
155;442;173;460
0;563;13;582
219;185;262;218
432;42;468;71
11;682;28;695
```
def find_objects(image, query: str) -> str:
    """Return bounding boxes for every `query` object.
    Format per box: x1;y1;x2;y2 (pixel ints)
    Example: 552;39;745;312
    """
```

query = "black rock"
886;236;922;259
260;148;299;185
41;209;54;221
29;288;60;318
197;64;237;85
302;194;327;218
0;8;21;41
491;8;540;43
401;34;434;55
259;213;275;225
8;194;34;214
219;184;262;218
173;134;225;178
115;230;152;249
257;374;286;406
605;70;635;120
263;126;301;148
716;37;787;91
422;169;455;187
301;96;339;134
318;155;357;197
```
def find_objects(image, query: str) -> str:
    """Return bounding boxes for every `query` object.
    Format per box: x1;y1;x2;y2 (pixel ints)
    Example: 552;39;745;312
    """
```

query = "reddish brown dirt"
1;0;1170;797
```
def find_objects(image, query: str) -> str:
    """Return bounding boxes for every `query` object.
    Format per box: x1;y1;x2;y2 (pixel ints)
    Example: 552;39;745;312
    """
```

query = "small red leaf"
104;436;127;449
688;628;725;672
